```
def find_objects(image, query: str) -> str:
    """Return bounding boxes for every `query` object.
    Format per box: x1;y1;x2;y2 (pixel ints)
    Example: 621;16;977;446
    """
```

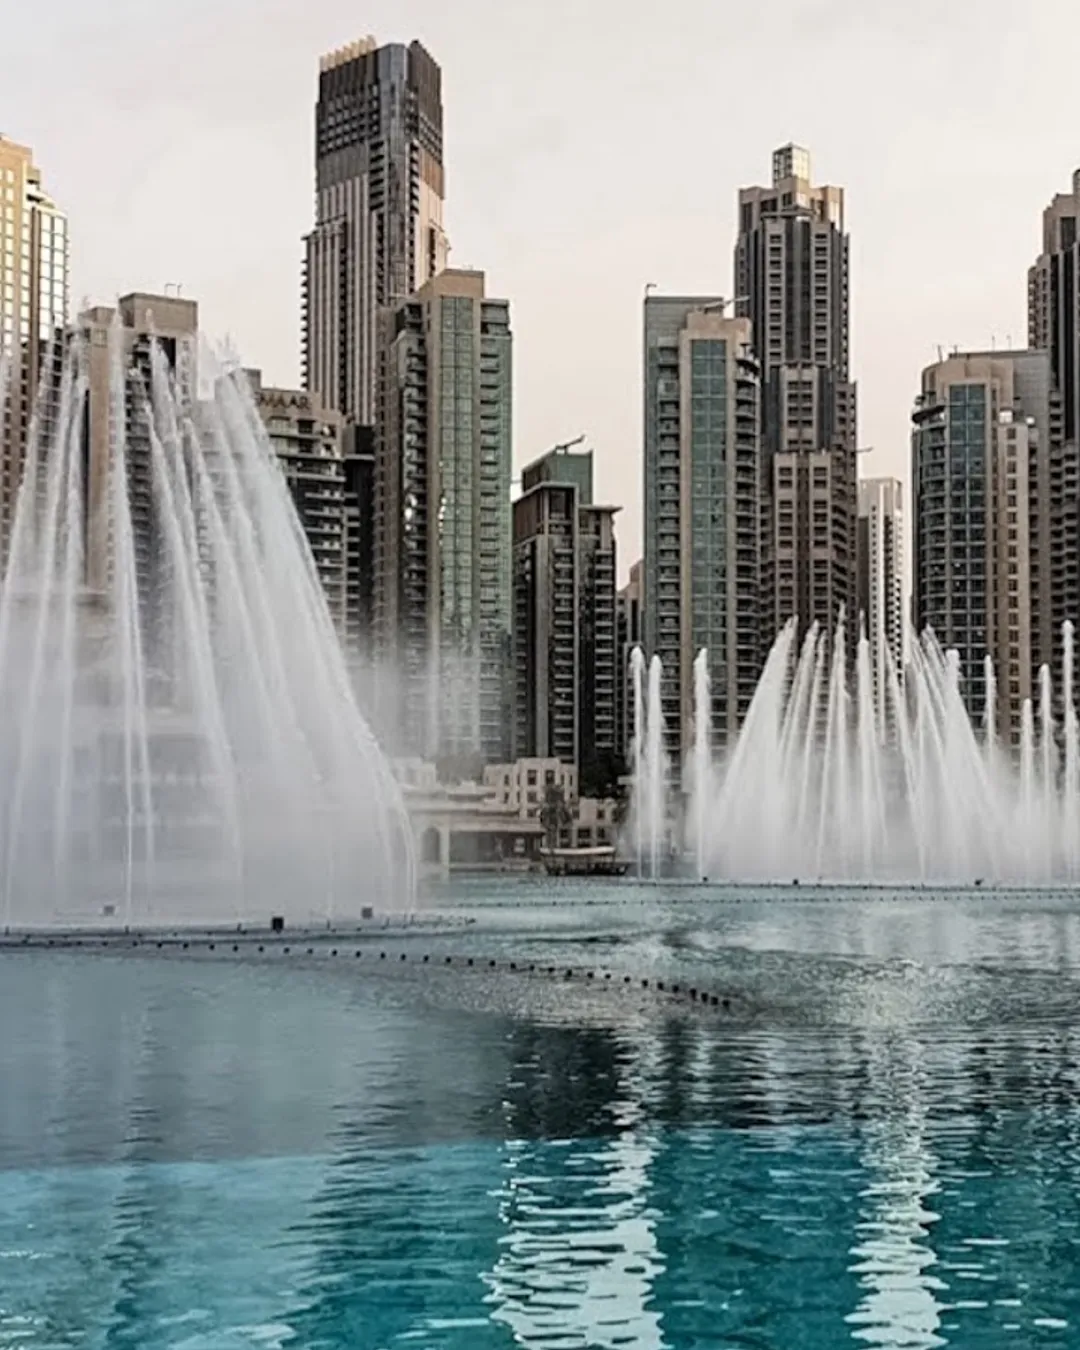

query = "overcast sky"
4;0;1079;579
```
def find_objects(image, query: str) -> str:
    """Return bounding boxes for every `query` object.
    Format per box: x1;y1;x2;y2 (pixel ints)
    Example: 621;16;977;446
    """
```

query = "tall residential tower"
912;349;1059;740
374;269;512;766
0;135;68;553
643;297;762;765
249;372;348;630
735;144;856;654
856;477;904;712
1028;170;1080;680
302;37;448;426
512;446;619;794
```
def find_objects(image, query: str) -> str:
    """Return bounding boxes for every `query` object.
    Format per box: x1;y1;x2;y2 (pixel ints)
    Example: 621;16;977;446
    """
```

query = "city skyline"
5;0;1078;583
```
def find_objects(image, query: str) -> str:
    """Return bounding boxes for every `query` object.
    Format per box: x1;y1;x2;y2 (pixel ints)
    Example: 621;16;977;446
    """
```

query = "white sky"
4;0;1079;581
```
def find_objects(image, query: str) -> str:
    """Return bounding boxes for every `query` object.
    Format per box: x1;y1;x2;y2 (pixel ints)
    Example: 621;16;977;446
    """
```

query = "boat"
539;846;629;877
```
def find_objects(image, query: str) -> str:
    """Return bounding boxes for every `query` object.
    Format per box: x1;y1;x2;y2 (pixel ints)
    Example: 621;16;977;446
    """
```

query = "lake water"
2;880;1080;1347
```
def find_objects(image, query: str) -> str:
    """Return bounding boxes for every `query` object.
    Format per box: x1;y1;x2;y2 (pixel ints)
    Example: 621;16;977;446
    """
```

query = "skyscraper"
1030;169;1080;448
912;349;1058;740
374;268;512;765
735;144;856;654
643;298;762;763
856;477;904;713
0;135;68;553
302;37;448;426
512;446;619;794
1028;171;1080;681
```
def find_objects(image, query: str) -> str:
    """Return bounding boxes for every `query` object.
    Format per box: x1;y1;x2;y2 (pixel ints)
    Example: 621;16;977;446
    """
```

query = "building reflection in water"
846;1037;947;1349
483;1027;665;1348
3;954;1080;1344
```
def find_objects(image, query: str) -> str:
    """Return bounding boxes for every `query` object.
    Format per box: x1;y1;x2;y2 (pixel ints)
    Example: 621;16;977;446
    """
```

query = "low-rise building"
394;759;544;877
482;758;619;850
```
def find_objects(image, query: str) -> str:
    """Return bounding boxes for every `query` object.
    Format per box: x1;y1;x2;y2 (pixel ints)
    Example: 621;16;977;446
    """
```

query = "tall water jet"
628;649;668;879
0;334;413;927
642;655;668;879
629;647;646;876
1065;622;1079;878
691;649;710;881
698;617;1080;884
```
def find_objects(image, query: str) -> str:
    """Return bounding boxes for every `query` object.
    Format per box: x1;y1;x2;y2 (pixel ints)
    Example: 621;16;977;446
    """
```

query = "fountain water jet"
628;648;668;879
0;335;412;927
644;618;1080;884
691;649;710;881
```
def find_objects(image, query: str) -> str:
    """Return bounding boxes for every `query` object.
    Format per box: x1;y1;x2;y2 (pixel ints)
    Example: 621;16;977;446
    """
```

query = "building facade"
912;349;1059;740
1028;170;1080;681
521;442;593;503
511;447;619;794
616;558;643;770
342;424;376;667
374;268;512;765
0;136;68;556
643;298;762;765
302;37;448;427
77;294;199;608
249;371;347;629
735;144;857;656
856;477;904;711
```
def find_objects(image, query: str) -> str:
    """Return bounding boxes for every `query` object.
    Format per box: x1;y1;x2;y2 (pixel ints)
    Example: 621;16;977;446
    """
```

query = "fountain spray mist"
628;647;668;879
0;334;413;927
688;619;1080;883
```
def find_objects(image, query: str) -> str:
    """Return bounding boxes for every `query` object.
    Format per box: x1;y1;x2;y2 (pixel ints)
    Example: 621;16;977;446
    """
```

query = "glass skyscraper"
375;269;512;765
642;297;762;763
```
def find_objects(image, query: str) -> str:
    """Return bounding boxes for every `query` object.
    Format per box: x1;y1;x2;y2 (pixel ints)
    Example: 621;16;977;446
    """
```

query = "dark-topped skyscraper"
302;37;448;426
1028;170;1080;683
735;144;857;654
512;446;619;795
1030;169;1080;448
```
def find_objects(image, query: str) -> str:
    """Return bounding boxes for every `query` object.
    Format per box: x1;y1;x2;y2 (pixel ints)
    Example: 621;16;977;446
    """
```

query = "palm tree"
539;783;572;850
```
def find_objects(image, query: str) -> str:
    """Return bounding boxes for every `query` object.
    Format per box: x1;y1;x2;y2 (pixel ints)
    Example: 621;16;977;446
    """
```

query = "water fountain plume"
674;616;1080;885
628;647;668;879
630;647;646;876
691;649;710;881
0;335;412;927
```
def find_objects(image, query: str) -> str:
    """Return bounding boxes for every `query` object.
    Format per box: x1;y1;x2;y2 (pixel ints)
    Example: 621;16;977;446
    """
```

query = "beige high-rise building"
735;145;857;657
248;371;347;629
856;477;904;713
643;298;763;763
912;349;1059;741
0;135;68;552
374;268;512;765
302;37;448;427
77;293;198;594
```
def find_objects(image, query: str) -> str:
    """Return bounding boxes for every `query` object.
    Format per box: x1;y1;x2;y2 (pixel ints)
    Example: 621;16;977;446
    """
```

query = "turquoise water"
3;882;1080;1347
